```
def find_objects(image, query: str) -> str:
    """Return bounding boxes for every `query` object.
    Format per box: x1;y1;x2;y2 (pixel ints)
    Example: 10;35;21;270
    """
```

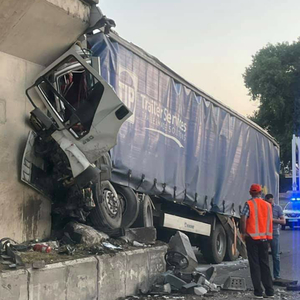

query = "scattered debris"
33;244;51;253
133;241;148;247
181;282;199;294
58;245;76;256
143;232;220;298
165;251;189;271
89;245;104;255
162;273;188;291
125;227;157;244
194;286;207;296
150;283;171;295
64;222;109;246
203;266;217;282
197;275;218;292
221;276;246;291
0;232;164;273
5;243;24;266
168;232;198;272
32;260;46;269
46;241;60;249
102;242;122;250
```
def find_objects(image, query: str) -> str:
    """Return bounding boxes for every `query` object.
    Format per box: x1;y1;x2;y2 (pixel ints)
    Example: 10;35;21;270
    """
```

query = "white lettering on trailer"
163;214;211;236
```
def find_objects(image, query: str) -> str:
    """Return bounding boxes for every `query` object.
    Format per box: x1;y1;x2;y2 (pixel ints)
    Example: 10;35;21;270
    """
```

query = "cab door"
31;48;132;163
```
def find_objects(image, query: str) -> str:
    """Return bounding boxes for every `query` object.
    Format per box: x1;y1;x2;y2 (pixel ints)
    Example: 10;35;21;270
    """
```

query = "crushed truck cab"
21;47;131;226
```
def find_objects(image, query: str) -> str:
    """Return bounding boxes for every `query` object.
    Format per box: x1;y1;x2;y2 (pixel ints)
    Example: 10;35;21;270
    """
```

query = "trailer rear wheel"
89;180;122;230
132;194;153;227
201;223;226;263
112;184;139;228
224;233;239;261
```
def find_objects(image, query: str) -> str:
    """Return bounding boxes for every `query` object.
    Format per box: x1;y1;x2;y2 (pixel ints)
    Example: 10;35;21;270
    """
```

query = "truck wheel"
224;234;239;261
112;184;139;228
89;180;122;230
132;194;154;227
201;223;227;263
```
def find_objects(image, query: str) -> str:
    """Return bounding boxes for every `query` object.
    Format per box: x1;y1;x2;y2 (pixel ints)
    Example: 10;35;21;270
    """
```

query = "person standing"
265;193;285;280
240;184;274;299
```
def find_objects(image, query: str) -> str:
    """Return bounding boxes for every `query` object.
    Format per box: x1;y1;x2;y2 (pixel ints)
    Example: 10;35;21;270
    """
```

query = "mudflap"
21;131;54;197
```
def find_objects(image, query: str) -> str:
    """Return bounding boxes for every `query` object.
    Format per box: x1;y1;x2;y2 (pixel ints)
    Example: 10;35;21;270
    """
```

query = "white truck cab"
21;46;132;229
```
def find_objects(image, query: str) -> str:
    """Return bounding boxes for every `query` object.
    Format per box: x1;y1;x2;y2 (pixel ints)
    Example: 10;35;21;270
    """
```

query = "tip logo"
118;68;138;124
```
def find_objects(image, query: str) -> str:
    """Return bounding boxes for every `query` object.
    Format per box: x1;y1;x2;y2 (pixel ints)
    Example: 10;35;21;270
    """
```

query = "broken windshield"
37;55;104;138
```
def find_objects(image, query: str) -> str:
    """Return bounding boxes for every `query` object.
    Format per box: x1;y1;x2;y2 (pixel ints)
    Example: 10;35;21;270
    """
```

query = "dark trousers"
246;237;274;296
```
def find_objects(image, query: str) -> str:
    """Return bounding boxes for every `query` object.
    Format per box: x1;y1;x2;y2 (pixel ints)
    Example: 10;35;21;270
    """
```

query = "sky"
99;0;300;117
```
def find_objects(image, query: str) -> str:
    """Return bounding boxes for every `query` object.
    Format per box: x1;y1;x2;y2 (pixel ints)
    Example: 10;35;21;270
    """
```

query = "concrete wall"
0;51;51;242
0;246;167;300
0;0;92;241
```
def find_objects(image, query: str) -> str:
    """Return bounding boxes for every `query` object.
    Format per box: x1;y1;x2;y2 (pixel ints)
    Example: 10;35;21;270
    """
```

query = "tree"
243;41;300;164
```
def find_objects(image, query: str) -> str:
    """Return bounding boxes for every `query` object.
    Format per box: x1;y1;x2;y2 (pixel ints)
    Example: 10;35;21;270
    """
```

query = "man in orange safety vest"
240;184;274;299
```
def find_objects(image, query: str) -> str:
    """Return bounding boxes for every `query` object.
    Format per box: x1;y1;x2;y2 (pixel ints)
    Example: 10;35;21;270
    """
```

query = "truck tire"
201;223;227;264
132;194;153;227
89;180;122;230
112;184;139;228
224;234;239;261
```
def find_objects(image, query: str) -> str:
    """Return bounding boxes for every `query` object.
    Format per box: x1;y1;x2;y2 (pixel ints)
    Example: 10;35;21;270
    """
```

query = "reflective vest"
246;197;273;240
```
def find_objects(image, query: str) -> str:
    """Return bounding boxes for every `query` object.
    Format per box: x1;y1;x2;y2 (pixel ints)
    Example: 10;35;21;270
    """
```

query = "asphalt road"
277;198;300;281
277;227;300;282
213;228;300;286
124;229;300;299
125;200;300;299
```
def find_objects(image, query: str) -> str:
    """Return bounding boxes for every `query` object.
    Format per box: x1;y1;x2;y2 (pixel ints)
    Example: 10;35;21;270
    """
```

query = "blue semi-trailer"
88;31;280;262
21;29;280;263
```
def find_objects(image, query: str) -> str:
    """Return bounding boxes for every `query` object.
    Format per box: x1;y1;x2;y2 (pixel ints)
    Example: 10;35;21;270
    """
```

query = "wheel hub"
217;234;224;255
103;189;120;218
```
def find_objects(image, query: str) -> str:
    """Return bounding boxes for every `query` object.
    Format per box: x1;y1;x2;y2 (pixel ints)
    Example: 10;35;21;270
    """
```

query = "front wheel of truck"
200;223;227;264
89;180;122;230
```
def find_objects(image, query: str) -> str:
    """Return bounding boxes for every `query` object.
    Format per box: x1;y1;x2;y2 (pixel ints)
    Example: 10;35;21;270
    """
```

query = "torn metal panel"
217;214;247;259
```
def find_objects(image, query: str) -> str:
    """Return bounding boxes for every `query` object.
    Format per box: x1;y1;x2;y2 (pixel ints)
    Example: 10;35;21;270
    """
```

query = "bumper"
285;218;300;226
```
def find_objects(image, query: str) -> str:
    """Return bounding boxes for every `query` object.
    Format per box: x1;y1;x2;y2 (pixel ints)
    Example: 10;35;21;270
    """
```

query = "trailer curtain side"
88;32;280;217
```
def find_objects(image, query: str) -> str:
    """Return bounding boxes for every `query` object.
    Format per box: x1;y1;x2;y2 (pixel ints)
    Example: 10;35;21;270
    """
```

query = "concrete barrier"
97;252;127;300
0;246;167;300
0;270;28;300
